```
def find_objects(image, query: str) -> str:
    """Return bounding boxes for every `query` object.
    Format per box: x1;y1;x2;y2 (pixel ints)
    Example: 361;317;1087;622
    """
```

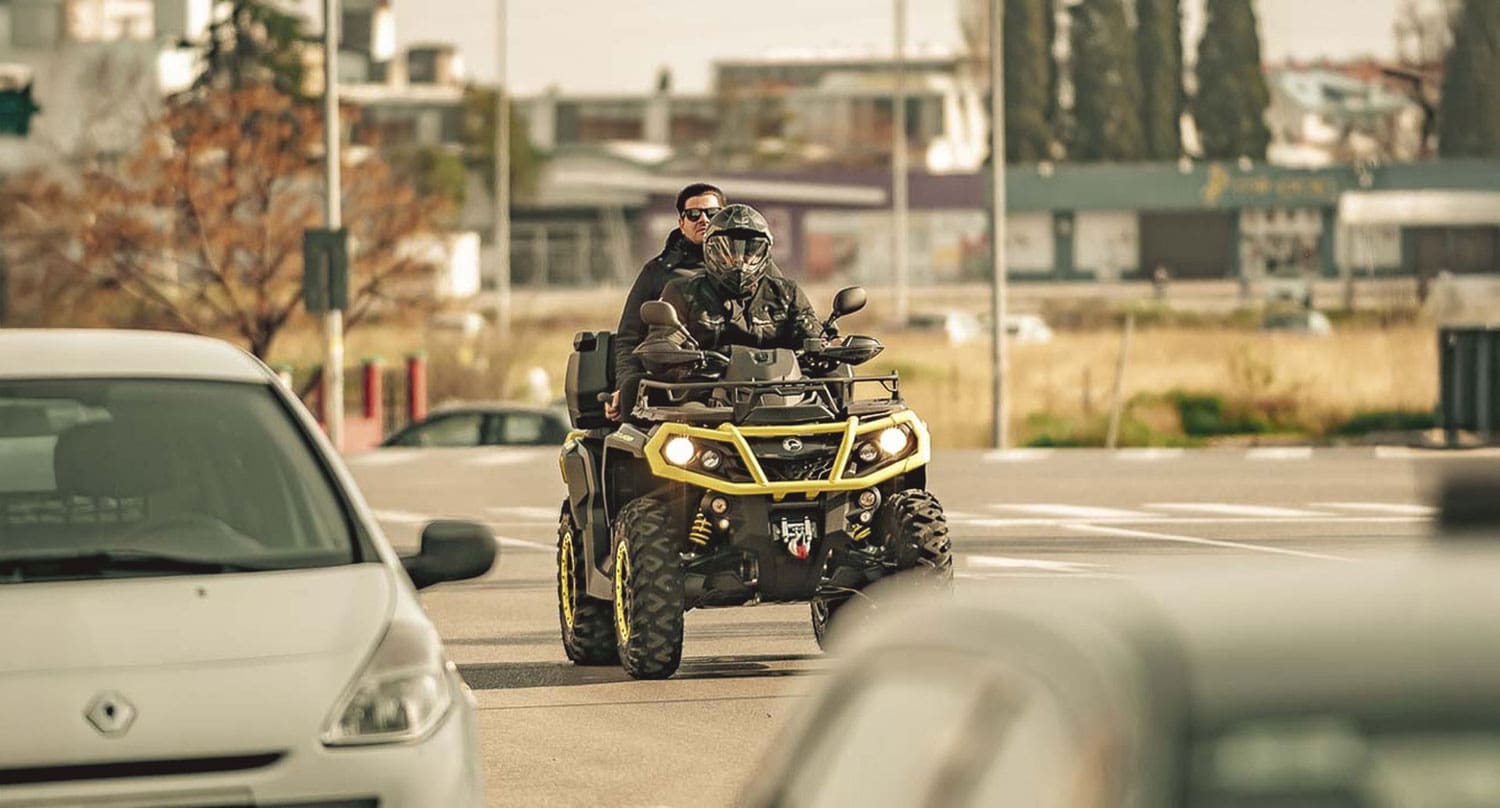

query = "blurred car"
381;402;571;448
0;329;496;807
1262;308;1333;336
746;547;1500;808
907;311;1053;345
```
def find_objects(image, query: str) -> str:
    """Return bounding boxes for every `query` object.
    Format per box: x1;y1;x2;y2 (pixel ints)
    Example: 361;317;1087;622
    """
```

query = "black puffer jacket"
658;268;823;355
614;231;705;414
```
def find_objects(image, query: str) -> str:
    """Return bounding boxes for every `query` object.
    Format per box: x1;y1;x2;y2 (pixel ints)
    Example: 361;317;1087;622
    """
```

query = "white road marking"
465;450;548;467
1246;447;1313;460
1376;446;1500;459
345;450;422;466
982;449;1056;463
492;534;554;552
1312;502;1436;516
1146;502;1334;518
1115;449;1186;461
1062;523;1352;562
371;508;432;524
487;505;564;522
990;504;1154;520
951;515;1425;528
966;555;1100;573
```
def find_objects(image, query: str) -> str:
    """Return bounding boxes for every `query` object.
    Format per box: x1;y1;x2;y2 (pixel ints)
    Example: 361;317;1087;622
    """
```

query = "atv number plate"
771;506;820;561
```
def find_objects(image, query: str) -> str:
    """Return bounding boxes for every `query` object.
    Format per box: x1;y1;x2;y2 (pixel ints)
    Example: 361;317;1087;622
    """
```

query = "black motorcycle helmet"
703;205;774;297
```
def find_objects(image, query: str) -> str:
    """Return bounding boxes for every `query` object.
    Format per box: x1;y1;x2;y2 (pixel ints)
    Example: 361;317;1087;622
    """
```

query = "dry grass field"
268;292;1439;448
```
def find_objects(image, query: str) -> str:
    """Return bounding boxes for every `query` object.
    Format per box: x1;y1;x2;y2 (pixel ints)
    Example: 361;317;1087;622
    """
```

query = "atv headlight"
856;442;880;463
878;426;911;456
322;619;454;746
699;448;723;471
664;436;696;466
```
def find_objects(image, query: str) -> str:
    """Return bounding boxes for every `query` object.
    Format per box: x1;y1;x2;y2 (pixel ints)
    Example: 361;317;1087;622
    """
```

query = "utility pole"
989;0;1010;449
892;0;911;328
322;0;344;451
494;0;512;337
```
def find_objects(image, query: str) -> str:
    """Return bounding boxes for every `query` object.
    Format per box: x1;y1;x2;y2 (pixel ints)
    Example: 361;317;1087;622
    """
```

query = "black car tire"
557;501;618;665
612;497;686;679
882;490;954;584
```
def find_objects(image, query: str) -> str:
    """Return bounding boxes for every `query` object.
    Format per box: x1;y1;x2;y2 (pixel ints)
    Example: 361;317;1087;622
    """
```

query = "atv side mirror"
640;300;683;329
831;287;868;318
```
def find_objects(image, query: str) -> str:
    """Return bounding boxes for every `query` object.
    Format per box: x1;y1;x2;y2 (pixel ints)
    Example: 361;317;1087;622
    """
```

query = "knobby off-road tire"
810;594;849;651
612;497;686;679
882;490;954;585
557;501;617;665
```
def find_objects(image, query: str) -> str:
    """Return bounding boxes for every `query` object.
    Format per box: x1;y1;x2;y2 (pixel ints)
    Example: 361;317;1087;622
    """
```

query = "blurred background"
0;0;1496;449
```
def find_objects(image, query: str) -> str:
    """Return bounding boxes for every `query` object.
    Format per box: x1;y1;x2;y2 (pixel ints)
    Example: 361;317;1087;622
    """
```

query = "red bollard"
406;354;428;424
362;358;383;424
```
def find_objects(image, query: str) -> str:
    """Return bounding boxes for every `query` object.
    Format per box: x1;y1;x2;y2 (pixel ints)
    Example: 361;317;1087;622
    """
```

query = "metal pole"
989;0;1010;449
322;0;344;451
892;0;910;328
494;0;512;337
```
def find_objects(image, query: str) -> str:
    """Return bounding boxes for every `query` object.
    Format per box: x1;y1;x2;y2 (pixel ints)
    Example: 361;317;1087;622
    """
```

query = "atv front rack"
633;374;902;426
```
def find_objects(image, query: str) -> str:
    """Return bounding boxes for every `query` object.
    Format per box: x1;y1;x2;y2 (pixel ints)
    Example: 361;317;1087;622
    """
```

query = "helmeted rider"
656;204;823;355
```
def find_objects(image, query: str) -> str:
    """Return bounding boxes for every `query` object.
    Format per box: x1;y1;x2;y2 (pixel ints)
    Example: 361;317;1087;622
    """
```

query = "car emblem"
84;692;136;737
782;438;803;453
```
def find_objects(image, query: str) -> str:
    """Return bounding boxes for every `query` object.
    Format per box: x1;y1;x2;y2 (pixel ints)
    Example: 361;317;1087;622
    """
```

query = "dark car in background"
381;403;571;448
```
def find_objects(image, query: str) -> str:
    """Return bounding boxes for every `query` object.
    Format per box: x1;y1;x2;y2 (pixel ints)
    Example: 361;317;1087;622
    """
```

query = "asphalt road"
346;445;1470;807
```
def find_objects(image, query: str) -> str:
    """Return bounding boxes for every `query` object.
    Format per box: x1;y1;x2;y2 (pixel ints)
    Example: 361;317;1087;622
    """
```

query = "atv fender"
561;434;614;600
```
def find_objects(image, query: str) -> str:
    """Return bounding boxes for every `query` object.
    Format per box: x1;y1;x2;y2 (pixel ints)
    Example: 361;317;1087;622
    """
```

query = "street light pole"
892;0;910;328
322;0;344;451
989;0;1010;450
494;0;512;337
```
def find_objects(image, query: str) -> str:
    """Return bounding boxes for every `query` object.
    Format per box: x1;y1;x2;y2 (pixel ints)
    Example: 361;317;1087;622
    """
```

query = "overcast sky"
353;0;1405;95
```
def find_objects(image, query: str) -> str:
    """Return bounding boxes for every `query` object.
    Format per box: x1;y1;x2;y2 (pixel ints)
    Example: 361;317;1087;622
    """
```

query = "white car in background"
0;329;496;807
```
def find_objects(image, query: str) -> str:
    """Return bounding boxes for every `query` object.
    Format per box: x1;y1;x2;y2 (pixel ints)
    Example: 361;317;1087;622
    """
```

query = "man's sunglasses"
681;207;723;223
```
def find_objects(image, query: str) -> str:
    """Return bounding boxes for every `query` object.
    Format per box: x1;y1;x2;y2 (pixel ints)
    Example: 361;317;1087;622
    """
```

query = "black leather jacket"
658;268;823;355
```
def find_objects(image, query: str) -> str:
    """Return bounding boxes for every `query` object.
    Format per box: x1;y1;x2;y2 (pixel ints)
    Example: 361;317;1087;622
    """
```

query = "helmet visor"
706;233;771;270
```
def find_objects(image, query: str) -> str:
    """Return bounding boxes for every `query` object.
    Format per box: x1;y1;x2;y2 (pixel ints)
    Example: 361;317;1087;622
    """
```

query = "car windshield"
1189;716;1500;807
0;378;357;582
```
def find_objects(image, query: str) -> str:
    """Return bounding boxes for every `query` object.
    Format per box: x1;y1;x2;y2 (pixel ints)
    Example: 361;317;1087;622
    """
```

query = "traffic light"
0;84;40;137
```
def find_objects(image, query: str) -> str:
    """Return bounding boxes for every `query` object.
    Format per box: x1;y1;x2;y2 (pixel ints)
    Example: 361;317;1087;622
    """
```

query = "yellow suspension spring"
689;513;713;546
848;524;872;543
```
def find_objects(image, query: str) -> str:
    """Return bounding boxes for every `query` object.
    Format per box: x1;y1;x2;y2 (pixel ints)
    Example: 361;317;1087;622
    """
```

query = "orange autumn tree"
2;85;449;358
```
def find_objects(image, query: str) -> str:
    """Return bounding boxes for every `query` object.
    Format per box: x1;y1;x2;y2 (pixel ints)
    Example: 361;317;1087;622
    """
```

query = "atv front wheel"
612;497;686;679
557;502;617;665
881;490;954;584
810;594;850;650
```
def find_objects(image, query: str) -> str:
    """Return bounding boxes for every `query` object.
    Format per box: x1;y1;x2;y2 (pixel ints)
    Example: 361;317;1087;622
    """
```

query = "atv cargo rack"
634;373;903;425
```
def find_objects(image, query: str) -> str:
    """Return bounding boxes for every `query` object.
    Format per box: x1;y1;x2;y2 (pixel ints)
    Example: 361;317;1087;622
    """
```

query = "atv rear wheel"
881;490;954;585
557;502;617;665
612;497;685;679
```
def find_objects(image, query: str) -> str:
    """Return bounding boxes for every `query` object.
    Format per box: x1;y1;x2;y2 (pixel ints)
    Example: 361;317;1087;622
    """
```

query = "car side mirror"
402;520;497;590
640;300;683;329
831;287;868;318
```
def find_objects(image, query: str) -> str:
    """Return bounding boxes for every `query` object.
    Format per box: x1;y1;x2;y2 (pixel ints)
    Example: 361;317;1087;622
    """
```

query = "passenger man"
605;183;725;421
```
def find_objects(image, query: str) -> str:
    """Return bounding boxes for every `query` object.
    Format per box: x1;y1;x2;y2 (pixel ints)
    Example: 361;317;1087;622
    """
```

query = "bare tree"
0;86;449;359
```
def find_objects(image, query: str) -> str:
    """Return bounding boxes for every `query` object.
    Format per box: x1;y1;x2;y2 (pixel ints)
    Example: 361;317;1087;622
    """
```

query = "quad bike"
558;287;951;679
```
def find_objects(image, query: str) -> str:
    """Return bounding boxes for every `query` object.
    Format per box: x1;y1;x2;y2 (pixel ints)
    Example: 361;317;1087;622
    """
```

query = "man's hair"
676;183;725;214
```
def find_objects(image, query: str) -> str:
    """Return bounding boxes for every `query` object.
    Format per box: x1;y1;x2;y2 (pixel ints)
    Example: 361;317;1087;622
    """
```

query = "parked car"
907;311;1053;345
745;545;1500;808
0;329;496;807
381;402;571;448
1262;308;1333;336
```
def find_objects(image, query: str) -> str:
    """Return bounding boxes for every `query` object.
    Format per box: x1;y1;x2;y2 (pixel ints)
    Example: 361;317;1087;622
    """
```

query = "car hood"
0;564;397;770
0;563;392;673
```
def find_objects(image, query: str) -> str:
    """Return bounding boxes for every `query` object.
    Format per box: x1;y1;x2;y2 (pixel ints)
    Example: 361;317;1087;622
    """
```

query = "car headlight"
664;436;696;466
878;426;911;456
322;619;454;746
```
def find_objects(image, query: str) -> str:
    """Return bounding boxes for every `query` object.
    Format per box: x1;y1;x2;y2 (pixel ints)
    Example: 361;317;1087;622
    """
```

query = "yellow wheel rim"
559;529;576;631
613;540;631;645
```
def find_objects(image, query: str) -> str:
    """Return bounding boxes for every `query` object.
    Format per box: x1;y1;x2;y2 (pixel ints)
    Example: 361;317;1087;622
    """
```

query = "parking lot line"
1062;523;1352;562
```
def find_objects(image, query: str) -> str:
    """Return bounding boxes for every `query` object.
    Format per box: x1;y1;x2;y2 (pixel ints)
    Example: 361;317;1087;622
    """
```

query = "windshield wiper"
0;551;270;582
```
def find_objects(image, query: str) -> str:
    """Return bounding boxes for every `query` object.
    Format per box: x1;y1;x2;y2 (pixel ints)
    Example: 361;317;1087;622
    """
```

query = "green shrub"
1333;409;1436;436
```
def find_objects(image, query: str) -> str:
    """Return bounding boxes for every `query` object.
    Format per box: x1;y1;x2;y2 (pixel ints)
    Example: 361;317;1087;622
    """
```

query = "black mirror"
831;287;868;318
402;520;497;590
640;300;683;329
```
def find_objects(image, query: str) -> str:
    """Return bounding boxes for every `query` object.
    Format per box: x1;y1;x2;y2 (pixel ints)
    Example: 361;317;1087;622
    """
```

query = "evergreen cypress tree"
1136;0;1184;159
1005;0;1055;162
1192;0;1271;160
1438;0;1500;157
1069;0;1146;161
